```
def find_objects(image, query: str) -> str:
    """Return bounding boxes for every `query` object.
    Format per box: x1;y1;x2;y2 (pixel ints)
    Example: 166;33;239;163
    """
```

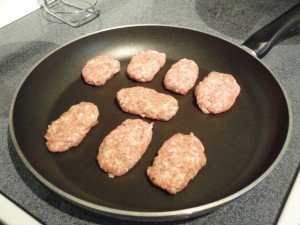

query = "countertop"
1;1;300;224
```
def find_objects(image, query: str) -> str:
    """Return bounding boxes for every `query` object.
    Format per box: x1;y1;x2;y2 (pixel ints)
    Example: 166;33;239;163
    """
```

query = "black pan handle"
242;3;300;58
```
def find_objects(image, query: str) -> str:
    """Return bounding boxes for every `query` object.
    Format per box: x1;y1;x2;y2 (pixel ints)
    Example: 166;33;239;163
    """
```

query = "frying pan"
9;4;300;221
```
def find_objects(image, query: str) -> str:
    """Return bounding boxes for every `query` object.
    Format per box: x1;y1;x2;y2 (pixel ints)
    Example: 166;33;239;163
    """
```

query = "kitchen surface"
1;1;300;224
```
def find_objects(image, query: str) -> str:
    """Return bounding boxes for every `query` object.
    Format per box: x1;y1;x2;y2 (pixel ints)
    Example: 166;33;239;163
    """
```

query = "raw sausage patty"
147;133;206;194
97;119;153;178
127;50;166;82
82;55;120;86
45;102;99;152
117;86;179;121
195;71;241;114
164;59;199;95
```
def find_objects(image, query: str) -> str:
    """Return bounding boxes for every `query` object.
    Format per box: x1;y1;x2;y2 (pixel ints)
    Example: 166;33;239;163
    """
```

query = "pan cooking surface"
11;26;289;215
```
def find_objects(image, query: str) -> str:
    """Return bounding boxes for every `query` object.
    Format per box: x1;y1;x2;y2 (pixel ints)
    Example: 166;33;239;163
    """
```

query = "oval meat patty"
164;59;199;95
117;86;179;121
127;50;166;82
195;71;241;114
45;102;99;153
82;55;120;86
147;133;206;194
97;119;153;178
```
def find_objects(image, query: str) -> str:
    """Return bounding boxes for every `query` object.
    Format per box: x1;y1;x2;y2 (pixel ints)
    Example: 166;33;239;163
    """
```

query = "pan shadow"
0;41;59;76
195;0;300;45
7;130;209;224
0;41;59;120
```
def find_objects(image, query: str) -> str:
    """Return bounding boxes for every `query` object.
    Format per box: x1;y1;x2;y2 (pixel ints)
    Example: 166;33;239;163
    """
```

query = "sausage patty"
147;133;206;194
82;55;120;86
45;102;99;152
164;59;199;95
127;50;166;82
195;71;241;114
117;86;179;121
97;119;153;178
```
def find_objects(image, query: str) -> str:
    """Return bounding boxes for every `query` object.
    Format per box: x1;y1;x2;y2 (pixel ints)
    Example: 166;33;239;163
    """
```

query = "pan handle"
242;3;300;58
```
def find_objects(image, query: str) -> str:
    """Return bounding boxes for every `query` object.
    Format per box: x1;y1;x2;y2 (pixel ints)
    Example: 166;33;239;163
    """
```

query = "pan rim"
8;24;293;220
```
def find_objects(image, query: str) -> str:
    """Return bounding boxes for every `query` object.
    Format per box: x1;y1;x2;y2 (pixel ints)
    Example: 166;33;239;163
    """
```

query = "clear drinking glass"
42;0;100;27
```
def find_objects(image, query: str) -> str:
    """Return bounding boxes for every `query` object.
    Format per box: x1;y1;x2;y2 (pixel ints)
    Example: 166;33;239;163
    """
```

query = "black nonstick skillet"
9;4;300;221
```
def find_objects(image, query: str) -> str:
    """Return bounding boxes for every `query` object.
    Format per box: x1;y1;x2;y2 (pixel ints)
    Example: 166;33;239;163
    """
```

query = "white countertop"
0;0;40;28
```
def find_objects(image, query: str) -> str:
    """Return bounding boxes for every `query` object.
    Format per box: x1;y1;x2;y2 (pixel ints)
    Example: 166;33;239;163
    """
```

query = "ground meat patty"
147;133;206;194
127;50;166;82
164;59;199;95
45;102;99;153
195;71;241;114
117;86;179;121
82;55;120;86
97;119;153;178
